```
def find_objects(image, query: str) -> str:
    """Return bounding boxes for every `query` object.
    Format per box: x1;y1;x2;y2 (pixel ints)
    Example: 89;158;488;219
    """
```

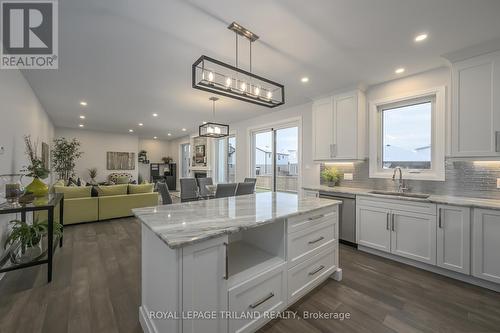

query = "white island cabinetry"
136;193;340;333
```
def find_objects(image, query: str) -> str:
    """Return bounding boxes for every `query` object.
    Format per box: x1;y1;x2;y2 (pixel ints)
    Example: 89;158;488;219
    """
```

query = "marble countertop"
133;192;341;249
303;185;500;210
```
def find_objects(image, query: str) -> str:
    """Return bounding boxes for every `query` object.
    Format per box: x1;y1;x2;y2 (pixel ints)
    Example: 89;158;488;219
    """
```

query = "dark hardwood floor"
1;217;499;333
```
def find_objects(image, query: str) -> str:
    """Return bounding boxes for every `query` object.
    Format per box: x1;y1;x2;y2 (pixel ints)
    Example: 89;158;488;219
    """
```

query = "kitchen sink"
369;190;430;199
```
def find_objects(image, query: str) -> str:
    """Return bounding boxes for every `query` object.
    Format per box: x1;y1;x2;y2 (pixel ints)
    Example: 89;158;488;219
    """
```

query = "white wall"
230;102;319;188
54;128;140;183
0;69;54;271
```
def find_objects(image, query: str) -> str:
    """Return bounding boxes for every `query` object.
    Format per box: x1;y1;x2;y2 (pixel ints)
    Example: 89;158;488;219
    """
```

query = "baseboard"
358;246;500;293
339;239;357;248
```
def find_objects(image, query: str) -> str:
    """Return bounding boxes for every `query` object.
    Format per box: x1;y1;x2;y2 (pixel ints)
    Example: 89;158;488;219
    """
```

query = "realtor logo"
1;0;58;69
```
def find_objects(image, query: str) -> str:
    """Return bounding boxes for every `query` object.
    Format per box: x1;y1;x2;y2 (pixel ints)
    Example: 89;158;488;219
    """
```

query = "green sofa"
51;184;158;225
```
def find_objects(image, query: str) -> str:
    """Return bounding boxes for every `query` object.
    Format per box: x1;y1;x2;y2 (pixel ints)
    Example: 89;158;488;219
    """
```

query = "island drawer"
228;263;286;333
287;246;336;304
288;220;336;268
287;206;337;234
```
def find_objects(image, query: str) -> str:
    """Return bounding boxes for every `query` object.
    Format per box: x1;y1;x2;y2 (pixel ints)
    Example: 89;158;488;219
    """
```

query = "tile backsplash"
320;159;500;199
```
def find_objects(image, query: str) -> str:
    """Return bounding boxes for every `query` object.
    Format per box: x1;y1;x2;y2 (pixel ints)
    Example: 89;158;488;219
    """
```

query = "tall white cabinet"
451;51;500;157
312;90;366;161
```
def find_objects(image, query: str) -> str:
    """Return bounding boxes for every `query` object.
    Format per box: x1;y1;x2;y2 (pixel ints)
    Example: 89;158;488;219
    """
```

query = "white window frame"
213;131;236;183
369;86;446;181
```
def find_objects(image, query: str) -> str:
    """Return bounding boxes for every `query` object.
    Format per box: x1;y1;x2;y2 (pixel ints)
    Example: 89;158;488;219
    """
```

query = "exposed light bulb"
207;127;214;134
214;127;221;134
78;124;84;128
138;123;143;126
266;91;273;99
167;133;172;136
208;71;214;82
79;115;85;119
415;34;428;42
129;129;134;133
153;136;158;139
240;82;247;92
225;77;232;87
395;67;405;74
254;86;260;96
80;101;87;106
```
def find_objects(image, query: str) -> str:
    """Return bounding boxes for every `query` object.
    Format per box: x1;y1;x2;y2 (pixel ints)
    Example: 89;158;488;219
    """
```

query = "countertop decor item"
88;167;98;185
23;135;50;197
52;137;83;181
0;174;24;206
199;97;229;138
321;166;341;187
192;22;284;108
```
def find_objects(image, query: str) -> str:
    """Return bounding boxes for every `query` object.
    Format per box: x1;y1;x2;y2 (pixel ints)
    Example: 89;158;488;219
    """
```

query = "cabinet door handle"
386;212;390;230
308;214;325;221
308;236;325;244
249;292;275;309
438;208;442;228
332;144;337;157
223;242;228;280
496;131;500;152
308;265;326;276
391;213;395;231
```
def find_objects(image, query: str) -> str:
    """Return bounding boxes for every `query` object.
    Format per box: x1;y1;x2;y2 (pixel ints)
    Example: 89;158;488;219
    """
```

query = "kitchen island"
134;192;341;333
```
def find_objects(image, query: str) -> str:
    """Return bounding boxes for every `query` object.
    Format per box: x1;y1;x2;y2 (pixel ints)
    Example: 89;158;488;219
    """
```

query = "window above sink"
369;87;446;181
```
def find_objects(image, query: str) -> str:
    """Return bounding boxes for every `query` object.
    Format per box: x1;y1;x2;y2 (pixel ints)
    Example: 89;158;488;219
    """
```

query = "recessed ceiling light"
138;123;143;126
79;115;85;119
78;124;84;128
395;67;405;74
181;128;187;132
152;113;158;117
167;133;172;136
153;136;158;139
129;129;134;133
80;101;87;106
202;121;207;124
415;33;428;42
301;77;309;83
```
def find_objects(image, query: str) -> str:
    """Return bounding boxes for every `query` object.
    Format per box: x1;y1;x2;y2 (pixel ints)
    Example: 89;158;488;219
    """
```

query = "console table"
0;193;64;283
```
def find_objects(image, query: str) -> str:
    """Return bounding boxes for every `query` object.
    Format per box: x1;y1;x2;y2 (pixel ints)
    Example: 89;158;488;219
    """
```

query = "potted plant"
161;156;173;164
88;168;98;185
321;167;341;187
4;218;63;264
52;137;83;181
23;135;50;197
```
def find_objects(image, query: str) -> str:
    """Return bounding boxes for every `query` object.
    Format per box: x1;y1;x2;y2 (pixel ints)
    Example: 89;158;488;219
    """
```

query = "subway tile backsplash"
320;159;500;199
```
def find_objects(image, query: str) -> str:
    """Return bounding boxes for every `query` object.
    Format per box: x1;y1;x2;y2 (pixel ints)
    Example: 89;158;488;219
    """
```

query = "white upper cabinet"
312;90;366;161
451;51;500;157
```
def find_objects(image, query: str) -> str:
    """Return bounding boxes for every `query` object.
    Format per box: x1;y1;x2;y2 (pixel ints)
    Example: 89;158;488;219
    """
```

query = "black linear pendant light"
192;22;285;108
199;97;229;138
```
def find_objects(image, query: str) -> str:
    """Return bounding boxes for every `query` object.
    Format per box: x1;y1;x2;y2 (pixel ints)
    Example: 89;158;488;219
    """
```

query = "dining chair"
180;178;199;202
215;183;237;198
243;177;257;185
197;177;213;198
156;182;172;205
235;182;255;196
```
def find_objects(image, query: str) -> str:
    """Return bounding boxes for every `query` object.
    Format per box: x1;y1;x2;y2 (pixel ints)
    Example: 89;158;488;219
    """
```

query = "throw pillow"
96;184;128;196
115;176;130;184
128;183;154;194
54;186;92;199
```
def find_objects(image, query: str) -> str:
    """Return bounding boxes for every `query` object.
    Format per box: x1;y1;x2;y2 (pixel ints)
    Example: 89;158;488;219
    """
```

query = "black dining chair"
197;177;214;198
235;182;255;196
180;178;199;202
215;183;237;198
156;182;172;205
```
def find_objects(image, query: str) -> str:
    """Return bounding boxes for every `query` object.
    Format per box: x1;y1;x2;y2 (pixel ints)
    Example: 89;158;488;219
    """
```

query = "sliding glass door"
251;123;299;193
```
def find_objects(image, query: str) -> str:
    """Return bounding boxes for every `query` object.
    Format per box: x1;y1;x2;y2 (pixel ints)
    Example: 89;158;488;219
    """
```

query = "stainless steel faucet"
392;167;408;193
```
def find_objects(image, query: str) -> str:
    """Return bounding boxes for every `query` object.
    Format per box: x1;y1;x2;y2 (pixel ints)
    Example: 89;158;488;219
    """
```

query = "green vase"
25;177;49;197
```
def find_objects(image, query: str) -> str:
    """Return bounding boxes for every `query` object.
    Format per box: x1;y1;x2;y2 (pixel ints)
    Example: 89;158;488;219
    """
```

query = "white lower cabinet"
357;205;391;253
391;210;436;265
228;264;286;333
472;209;500;284
437;205;471;274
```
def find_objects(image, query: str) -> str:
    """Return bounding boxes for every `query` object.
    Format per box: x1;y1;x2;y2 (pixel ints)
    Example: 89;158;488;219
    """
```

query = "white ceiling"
22;0;500;139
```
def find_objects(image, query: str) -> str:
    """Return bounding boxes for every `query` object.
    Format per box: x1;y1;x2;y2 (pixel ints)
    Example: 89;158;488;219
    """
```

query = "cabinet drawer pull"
223;242;228;280
249;292;275;309
386;212;390;230
308;236;325;244
308;265;325;276
438;208;442;228
308;214;325;221
391;213;395;232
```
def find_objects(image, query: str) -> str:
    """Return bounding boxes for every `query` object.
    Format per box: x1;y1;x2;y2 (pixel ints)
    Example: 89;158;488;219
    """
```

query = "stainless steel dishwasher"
319;191;356;246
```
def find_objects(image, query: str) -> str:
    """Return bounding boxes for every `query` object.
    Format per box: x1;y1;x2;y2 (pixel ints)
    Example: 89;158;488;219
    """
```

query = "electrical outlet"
344;173;353;181
497;178;500;189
